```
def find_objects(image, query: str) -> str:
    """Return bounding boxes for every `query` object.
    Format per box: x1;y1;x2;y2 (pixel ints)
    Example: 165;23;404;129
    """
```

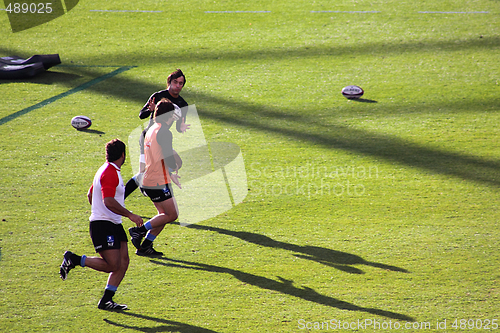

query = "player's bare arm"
103;197;143;226
87;186;93;205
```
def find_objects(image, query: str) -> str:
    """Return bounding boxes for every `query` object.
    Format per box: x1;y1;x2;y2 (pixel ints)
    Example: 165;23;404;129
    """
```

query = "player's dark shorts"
140;183;174;202
89;220;128;253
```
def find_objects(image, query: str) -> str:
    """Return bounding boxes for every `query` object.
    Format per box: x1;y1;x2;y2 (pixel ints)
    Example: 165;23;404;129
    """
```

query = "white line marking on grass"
205;11;271;13
84;9;490;15
311;11;381;13
90;9;163;13
0;66;136;126
418;11;489;14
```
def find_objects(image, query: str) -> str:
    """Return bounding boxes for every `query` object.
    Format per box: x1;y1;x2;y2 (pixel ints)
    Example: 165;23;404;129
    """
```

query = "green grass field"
1;0;499;331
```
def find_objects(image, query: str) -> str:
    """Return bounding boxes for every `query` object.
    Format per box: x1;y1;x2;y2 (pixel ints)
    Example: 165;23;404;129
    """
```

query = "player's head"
106;139;126;163
167;69;185;97
167;69;186;87
154;98;175;123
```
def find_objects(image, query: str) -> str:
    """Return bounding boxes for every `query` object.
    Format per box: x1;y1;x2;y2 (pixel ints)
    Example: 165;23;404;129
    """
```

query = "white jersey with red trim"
89;162;125;224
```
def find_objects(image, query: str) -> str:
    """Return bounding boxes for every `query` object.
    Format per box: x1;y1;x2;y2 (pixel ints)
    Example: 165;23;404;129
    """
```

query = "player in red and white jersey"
89;159;126;224
59;139;143;310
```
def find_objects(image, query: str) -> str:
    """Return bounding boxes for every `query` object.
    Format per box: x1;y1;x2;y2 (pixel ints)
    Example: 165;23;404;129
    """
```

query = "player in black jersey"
125;69;190;199
139;69;190;133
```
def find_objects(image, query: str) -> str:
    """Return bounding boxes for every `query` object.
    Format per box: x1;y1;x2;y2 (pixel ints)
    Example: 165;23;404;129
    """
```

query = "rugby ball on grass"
342;85;364;99
71;115;92;130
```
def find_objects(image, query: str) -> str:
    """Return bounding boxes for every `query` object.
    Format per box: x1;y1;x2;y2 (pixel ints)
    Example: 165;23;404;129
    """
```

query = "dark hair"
105;139;126;162
154;98;175;121
167;69;186;87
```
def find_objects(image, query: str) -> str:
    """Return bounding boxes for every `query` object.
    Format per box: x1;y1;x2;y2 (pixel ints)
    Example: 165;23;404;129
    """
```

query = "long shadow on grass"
190;93;500;187
184;223;408;274
104;313;219;332
1;45;499;187
152;257;414;322
30;64;498;187
3;36;498;68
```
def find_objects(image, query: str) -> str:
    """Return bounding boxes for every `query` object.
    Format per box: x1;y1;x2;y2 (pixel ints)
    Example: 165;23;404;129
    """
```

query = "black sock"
124;178;139;199
69;253;81;266
100;289;115;304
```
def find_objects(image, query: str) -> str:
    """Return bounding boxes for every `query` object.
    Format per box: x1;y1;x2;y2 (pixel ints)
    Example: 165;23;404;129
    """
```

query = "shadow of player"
104;312;219;332
152;257;414;322
184;223;409;274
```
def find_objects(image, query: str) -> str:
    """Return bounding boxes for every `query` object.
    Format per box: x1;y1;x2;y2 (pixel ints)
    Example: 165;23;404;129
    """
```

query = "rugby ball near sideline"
71;115;92;130
341;85;364;99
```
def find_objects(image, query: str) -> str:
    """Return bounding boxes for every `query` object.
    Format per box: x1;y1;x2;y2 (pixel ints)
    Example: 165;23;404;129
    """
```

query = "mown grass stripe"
0;66;136;126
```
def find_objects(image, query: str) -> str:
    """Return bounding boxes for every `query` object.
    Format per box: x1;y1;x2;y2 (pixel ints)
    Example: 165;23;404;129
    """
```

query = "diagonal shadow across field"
3;35;498;66
152;257;415;322
2;61;499;187
4;62;498;187
185;223;408;274
9;62;498;188
1;39;498;186
192;94;500;187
